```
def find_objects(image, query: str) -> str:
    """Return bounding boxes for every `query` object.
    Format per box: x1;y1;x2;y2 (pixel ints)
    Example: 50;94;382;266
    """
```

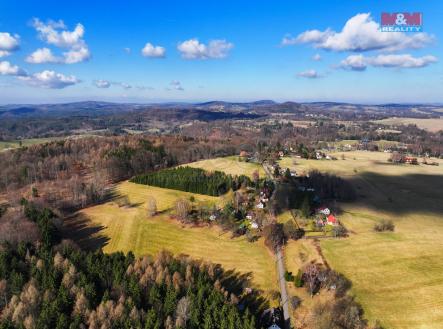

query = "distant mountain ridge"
0;100;441;118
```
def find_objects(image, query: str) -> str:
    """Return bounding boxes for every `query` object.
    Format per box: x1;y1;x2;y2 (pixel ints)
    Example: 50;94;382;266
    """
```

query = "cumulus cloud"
312;53;322;61
297;69;322;79
0;32;20;53
93;79;111;88
340;54;438;71
0;61;27;76
339;54;367;71
177;38;233;59
169;80;184;90
26;48;60;64
29;18;90;64
0;50;11;58
63;46;90;64
19;70;80;89
32;18;84;48
284;13;434;52
141;43;166;58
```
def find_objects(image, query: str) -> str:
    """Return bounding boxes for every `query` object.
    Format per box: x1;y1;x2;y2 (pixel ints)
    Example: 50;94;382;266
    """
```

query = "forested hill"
0;201;264;329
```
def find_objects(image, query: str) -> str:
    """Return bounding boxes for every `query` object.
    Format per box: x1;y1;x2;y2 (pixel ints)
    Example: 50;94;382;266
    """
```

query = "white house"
318;207;330;215
256;202;264;209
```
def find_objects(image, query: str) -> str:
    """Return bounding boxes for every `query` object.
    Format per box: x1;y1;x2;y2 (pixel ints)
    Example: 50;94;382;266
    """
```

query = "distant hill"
0;100;441;119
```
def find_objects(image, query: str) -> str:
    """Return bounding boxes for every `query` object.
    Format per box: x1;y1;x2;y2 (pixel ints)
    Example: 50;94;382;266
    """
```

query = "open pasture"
280;151;443;328
69;181;278;294
184;156;265;178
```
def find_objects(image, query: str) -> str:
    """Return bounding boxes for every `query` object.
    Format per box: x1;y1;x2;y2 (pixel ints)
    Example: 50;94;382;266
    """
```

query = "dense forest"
0;202;263;329
131;167;252;196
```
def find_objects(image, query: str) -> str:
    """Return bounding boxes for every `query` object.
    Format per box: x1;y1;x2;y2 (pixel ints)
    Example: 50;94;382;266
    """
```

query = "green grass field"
280;152;443;328
73;181;278;294
0;138;60;151
184;156;265;178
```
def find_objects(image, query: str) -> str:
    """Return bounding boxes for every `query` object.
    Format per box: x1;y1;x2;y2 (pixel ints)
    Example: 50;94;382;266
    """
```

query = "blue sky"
0;0;442;104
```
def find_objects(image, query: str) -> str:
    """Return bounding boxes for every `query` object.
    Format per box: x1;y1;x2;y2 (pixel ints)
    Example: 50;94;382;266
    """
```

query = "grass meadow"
72;181;278;295
279;151;443;328
0;138;60;151
183;156;265;178
374;117;443;133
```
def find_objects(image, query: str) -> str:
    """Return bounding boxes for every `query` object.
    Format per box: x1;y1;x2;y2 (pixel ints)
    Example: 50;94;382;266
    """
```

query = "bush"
294;270;303;287
284;271;295;282
290;296;302;309
332;225;347;237
373;219;395;232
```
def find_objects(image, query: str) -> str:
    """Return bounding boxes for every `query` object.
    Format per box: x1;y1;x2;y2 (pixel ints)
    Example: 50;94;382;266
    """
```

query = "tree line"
131;167;252;197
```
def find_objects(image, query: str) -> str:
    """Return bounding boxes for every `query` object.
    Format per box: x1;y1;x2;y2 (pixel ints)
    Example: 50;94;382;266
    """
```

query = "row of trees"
131;167;252;197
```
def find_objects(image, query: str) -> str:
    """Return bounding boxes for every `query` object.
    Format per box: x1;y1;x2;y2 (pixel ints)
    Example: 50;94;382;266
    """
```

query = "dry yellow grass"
279;152;443;328
374;117;443;132
184;156;265;178
75;181;278;294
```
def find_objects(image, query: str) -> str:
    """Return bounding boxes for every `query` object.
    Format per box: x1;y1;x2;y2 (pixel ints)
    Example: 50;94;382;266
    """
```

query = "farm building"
317;207;331;215
404;156;418;165
327;214;338;225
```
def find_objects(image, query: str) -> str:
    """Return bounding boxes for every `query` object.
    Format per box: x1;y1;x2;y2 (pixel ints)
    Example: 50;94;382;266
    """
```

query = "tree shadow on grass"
61;213;110;251
219;268;270;315
344;172;443;217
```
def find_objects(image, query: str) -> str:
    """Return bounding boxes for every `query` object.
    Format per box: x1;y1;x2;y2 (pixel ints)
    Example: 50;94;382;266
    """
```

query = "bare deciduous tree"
146;196;157;216
175;199;190;221
175;296;191;326
304;263;320;297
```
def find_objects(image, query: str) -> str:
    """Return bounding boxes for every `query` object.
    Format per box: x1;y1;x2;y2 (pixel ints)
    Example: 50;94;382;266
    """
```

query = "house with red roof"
326;214;337;225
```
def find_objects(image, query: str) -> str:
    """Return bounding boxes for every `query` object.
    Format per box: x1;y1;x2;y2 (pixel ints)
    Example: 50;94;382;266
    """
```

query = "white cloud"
286;13;433;52
63;46;90;64
0;51;11;58
0;61;27;76
141;43;166;58
93;79;111;88
177;38;233;59
297;69;321;79
32;18;84;48
312;53;322;61
26;48;60;64
19;70;80;89
124;47;131;54
0;32;20;52
30;18;90;64
340;54;437;71
339;54;367;71
169;80;184;90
